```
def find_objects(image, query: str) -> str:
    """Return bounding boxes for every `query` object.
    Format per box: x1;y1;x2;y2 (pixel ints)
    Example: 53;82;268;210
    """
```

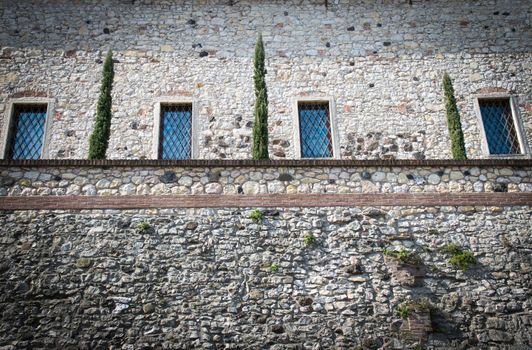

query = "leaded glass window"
479;99;521;155
159;104;192;160
298;101;333;158
7;104;47;160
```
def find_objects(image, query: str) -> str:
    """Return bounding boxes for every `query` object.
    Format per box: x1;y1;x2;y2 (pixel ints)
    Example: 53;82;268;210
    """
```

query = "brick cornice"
0;158;531;168
1;193;530;210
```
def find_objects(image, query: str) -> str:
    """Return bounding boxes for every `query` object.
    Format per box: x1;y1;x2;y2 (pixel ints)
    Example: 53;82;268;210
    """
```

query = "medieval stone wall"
0;205;530;349
1;0;531;160
1;0;531;348
0;159;531;348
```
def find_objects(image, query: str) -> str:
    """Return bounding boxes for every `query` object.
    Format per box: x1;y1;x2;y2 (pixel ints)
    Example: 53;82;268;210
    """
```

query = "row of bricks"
1;159;531;168
1;193;531;210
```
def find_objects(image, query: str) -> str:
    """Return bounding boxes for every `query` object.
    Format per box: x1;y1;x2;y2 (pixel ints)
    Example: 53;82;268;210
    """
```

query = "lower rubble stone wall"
0;205;530;349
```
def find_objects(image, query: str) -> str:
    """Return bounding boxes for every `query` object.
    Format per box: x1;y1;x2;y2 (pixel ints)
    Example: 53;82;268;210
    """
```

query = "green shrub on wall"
251;33;269;160
88;50;114;159
383;248;422;265
443;73;467;160
249;209;263;223
445;244;476;271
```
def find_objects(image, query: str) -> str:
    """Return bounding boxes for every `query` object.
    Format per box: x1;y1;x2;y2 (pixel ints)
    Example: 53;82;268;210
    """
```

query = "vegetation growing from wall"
88;50;114;159
251;33;269;160
397;299;432;319
383;248;422;265
249;209;263;223
137;222;151;234
270;263;279;273
397;303;410;319
443;73;467;160
445;244;476;271
304;234;316;246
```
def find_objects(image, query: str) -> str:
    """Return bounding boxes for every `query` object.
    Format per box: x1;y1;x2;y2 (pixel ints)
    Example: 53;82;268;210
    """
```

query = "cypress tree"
251;33;269;160
443;73;467;160
88;50;114;159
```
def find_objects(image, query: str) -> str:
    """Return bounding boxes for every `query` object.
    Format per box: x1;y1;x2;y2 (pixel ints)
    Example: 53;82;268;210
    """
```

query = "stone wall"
0;205;530;349
1;0;531;160
1;162;531;197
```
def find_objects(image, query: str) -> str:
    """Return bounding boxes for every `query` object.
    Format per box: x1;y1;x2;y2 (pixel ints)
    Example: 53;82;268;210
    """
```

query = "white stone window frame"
292;96;340;159
473;93;529;157
152;97;199;160
0;97;55;159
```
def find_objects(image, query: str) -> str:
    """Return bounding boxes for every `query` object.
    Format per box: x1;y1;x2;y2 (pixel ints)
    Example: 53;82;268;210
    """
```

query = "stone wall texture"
0;160;531;348
1;163;531;197
1;0;531;348
0;205;531;349
1;0;531;159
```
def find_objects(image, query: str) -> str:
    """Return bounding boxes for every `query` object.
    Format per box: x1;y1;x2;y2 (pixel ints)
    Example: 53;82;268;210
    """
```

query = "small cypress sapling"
251;33;269;160
443;73;467;160
88;49;114;159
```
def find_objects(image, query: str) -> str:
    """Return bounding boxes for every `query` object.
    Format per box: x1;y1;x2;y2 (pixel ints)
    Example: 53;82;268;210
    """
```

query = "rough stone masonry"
1;162;531;197
1;0;531;349
0;205;530;349
0;159;531;349
0;0;531;160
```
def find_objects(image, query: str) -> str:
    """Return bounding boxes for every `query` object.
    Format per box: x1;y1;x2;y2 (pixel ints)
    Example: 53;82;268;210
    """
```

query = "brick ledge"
0;159;531;168
1;193;530;210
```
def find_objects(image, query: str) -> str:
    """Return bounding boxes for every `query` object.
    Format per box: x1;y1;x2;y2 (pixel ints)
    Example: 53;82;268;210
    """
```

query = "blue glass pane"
10;106;47;160
160;105;192;160
479;99;519;155
299;103;333;158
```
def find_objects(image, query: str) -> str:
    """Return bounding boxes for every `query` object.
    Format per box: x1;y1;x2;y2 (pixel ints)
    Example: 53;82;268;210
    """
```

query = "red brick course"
0;158;531;168
1;193;530;210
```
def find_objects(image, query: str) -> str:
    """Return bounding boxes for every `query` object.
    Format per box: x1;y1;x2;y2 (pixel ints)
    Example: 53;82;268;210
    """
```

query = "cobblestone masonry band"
2;162;531;197
1;193;531;210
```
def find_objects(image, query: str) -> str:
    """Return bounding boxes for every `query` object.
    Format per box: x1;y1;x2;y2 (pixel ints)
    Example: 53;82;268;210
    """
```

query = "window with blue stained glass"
298;101;333;158
8;104;47;160
479;99;520;155
159;104;192;160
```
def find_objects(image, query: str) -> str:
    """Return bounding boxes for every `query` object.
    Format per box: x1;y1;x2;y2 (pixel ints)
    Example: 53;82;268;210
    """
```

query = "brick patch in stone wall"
1;193;531;210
